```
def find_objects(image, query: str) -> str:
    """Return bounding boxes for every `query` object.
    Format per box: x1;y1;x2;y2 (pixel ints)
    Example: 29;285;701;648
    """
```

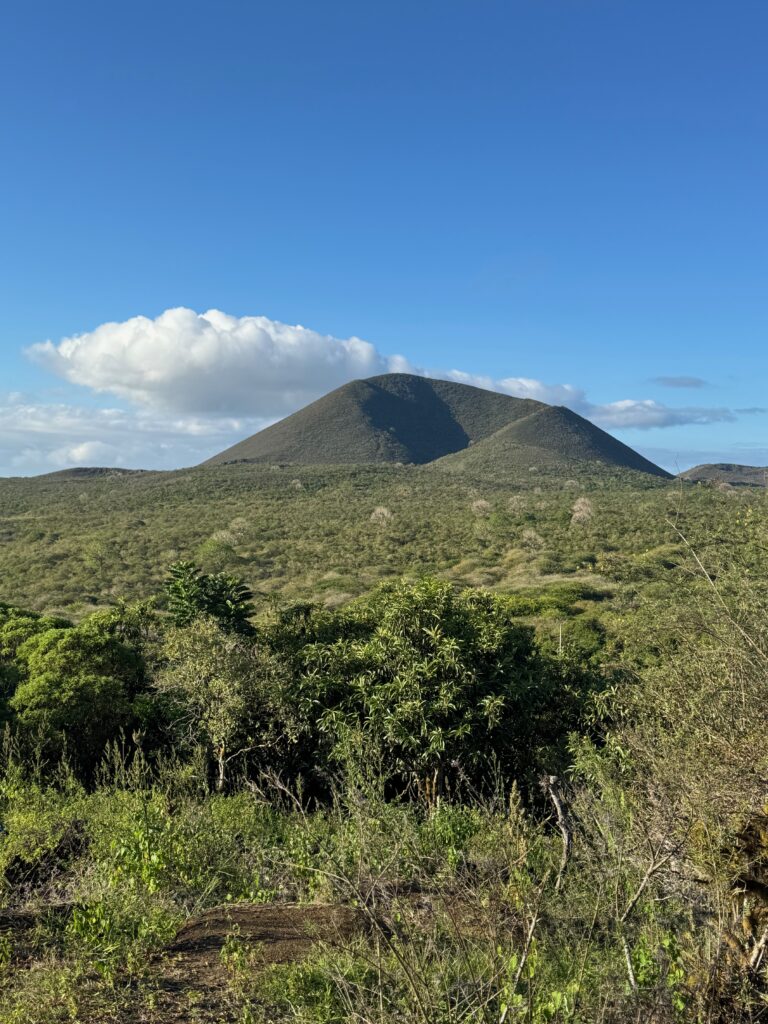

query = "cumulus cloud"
651;375;709;389
444;371;586;408
28;308;413;417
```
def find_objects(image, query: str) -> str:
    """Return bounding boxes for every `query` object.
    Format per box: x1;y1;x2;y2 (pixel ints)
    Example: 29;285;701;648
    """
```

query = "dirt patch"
152;902;361;1022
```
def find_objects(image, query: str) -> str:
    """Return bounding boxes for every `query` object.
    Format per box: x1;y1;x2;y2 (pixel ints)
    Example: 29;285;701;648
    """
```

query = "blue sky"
1;0;766;475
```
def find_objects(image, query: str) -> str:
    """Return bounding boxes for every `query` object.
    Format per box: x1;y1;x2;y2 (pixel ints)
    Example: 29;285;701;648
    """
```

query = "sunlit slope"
434;405;671;478
678;463;768;486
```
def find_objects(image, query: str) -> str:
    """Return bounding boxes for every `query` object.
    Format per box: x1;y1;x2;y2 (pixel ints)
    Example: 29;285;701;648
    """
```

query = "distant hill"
677;463;768;487
205;373;670;478
205;374;543;466
34;467;146;481
434;405;672;479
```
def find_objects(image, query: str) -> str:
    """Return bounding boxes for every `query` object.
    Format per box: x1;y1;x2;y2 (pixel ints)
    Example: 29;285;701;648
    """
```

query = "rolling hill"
206;373;669;478
677;463;768;487
435;405;671;478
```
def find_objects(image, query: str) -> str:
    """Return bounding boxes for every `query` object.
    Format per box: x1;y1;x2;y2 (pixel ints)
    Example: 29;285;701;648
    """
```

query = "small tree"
10;620;139;768
159;617;289;791
300;579;556;801
163;561;254;633
570;497;594;526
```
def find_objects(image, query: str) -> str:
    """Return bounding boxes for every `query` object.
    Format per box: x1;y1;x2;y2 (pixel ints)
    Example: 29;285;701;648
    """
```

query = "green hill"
677;463;768;487
434;405;671;479
205;373;543;465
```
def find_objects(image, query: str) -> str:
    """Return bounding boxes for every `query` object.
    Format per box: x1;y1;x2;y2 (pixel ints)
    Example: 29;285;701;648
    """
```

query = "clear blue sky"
1;0;766;474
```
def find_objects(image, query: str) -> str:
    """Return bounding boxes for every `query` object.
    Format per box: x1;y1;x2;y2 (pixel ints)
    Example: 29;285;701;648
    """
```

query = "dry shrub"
520;528;544;552
370;506;392;524
471;499;491;518
570;497;593;526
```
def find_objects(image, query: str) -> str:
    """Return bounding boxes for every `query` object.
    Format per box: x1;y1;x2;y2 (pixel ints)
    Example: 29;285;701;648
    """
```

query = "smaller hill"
33;467;145;481
678;463;768;487
434;406;671;479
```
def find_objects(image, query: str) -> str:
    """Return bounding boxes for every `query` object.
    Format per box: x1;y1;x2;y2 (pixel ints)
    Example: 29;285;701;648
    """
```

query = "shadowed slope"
205;374;543;466
435;405;671;478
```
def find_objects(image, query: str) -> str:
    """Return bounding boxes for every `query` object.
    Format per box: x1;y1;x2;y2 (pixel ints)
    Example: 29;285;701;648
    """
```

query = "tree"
10;620;140;767
163;561;254;633
300;578;562;801
159;616;289;791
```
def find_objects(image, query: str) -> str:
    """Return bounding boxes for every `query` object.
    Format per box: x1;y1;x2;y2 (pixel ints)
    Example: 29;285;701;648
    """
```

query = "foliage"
8;618;141;768
300;578;583;798
159;616;292;791
0;469;767;1021
163;559;254;633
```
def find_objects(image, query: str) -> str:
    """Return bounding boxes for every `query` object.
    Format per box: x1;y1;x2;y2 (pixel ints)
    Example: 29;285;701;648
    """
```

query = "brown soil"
151;902;361;1022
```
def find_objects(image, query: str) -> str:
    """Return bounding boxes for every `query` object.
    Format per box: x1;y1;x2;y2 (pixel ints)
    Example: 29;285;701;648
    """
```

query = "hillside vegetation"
678;462;768;486
0;460;727;617
206;374;544;465
435;405;670;478
0;493;766;1022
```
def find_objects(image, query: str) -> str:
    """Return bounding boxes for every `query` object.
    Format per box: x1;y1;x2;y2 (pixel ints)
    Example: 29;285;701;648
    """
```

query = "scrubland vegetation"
0;464;767;1021
0;462;738;615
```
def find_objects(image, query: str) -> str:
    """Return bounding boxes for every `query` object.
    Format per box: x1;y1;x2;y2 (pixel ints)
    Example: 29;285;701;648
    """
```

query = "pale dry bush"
570;497;593;526
507;494;526;514
211;528;238;545
520;528;544;552
289;478;304;491
471;499;491;517
370;506;393;524
228;516;249;540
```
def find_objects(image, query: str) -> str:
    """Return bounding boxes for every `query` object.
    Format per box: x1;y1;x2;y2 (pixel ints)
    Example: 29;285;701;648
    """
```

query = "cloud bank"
0;393;264;476
441;372;734;430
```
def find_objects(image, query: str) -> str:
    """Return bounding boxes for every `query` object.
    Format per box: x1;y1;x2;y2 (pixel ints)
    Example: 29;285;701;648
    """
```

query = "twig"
540;774;572;891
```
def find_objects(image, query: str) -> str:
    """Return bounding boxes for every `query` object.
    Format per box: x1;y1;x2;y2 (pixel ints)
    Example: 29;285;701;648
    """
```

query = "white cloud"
0;400;266;477
28;308;412;417
587;399;734;430
444;370;587;408
441;370;733;430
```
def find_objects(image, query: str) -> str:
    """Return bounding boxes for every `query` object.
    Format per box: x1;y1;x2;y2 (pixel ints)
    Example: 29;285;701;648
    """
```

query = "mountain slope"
205;374;544;466
678;463;768;487
434;405;671;478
